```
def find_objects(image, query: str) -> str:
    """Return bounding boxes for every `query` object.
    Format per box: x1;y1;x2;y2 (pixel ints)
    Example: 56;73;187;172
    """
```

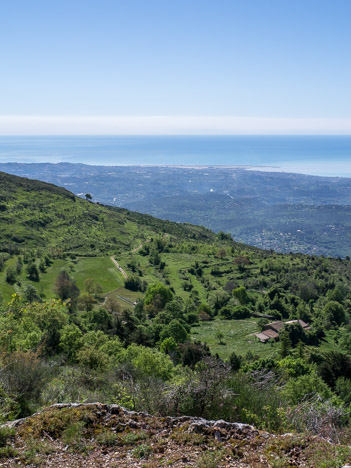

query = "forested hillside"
1;171;351;466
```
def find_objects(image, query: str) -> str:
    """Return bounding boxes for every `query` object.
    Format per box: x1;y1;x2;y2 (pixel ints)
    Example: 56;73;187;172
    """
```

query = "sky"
1;0;351;134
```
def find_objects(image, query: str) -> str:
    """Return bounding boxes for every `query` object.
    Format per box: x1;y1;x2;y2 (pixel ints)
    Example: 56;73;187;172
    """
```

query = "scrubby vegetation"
1;171;351;465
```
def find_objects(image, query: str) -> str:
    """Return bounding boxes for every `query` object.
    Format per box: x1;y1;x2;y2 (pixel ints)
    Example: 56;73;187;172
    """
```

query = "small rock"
214;430;222;442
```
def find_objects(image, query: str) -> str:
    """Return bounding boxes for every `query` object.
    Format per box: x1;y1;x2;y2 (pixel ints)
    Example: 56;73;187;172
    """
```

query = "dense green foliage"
1;171;351;443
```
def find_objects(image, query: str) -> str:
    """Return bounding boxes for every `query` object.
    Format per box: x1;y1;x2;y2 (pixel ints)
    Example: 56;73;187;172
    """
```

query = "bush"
232;305;251;319
277;356;311;378
290;395;349;440
323;301;346;328
232;286;250;305
335;377;351;405
5;266;17;284
26;262;40;281
77;346;110;371
159;319;189;344
282;372;332;405
124;276;147;292
0;426;15;447
0;351;51;416
118;344;174;381
229;352;242;372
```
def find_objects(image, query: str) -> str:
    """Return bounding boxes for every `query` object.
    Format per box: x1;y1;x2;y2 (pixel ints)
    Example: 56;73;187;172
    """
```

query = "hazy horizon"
1;134;351;178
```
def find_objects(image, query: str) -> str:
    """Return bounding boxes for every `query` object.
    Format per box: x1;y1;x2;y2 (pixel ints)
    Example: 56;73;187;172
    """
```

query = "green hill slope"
2;170;351;449
0;171;215;256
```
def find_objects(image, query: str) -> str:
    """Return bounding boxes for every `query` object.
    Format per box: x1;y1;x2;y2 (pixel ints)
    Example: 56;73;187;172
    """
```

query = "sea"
1;135;351;177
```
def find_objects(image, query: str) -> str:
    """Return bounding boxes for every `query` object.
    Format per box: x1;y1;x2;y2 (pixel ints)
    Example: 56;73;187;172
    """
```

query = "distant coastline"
1;135;351;177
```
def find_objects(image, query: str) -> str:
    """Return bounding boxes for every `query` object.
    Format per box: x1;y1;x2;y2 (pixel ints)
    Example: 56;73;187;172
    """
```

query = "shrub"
118;344;174;381
232;305;251;319
159;319;189;344
124;276;146;292
232;286;250;305
290;395;349;440
323;301;346;327
0;427;15;447
26;262;40;282
132;444;152;459
335;377;351;405
5;266;17;284
282;372;332;405
0;351;51;416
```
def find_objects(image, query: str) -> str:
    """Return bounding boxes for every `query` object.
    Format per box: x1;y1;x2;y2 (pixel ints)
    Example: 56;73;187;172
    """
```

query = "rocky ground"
0;403;350;467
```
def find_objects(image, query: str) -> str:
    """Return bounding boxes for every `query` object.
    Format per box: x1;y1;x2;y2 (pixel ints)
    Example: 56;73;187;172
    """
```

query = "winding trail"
106;257;135;307
107;235;169;307
131;239;150;253
110;256;128;279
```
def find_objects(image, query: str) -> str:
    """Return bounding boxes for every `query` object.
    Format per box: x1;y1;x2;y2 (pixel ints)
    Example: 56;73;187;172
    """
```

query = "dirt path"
110;256;128;279
104;288;136;307
131;233;169;254
107;234;169;307
131;239;150;253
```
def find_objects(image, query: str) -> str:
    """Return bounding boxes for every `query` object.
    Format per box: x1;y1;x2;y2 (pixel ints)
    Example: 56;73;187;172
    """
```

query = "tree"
207;290;230;313
104;296;120;315
26;262;40;282
197;303;212;321
218;305;233;319
124;275;142;291
23;284;40;303
229;352;242;372
15;258;23;275
159;319;189;344
323;301;346;327
85;193;92;201
54;270;80;311
160;337;177;354
215;331;225;345
216;248;226;259
59;324;83;362
5;266;17;284
84;278;103;297
85;307;113;333
327;286;347;304
0;350;48;416
282;372;332;405
231;305;251;319
232;286;250;305
318;352;351;388
178;341;211;368
144;283;173;311
279;330;291;358
38;258;46;273
234;255;250;272
118;344;174;380
78;292;95;311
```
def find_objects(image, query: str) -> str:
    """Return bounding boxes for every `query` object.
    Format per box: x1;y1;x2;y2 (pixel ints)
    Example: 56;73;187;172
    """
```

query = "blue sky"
1;0;351;133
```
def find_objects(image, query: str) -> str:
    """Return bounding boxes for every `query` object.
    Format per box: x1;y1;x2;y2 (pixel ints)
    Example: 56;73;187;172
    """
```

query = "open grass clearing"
0;256;125;302
191;318;279;361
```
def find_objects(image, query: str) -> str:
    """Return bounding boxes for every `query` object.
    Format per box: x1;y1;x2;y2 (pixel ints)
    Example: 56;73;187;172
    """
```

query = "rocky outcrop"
0;403;350;467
